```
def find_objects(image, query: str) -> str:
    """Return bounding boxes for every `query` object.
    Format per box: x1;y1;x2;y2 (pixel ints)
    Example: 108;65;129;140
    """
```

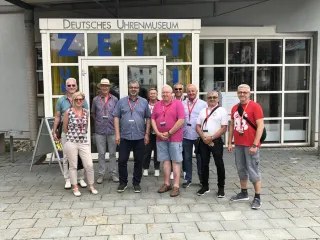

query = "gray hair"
206;91;219;97
162;85;173;93
173;82;184;88
238;84;251;91
128;80;140;87
186;84;198;92
66;77;77;85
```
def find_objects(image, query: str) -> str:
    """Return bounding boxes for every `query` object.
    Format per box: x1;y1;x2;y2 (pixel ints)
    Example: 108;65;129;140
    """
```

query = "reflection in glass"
256;94;281;117
124;33;157;56
52;98;59;115
36;48;43;70
264;120;281;143
127;65;157;99
284;93;308;117
51;66;79;95
257;39;282;64
285;66;309;90
50;33;85;63
228;67;254;91
257;67;282;91
200;39;225;65
200;67;225;92
285;39;310;63
284;120;308;143
87;33;121;56
229;40;254;64
166;65;192;87
160;33;192;62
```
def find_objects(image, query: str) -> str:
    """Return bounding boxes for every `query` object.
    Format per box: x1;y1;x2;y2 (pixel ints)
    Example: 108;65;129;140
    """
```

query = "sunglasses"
75;98;84;101
207;96;218;100
175;88;182;91
237;91;250;95
67;84;76;87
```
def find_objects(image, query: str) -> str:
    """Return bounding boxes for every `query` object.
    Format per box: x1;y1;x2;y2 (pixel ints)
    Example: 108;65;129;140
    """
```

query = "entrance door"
80;57;164;154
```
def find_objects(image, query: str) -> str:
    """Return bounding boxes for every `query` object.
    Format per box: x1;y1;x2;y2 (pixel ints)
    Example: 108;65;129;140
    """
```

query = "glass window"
51;66;79;95
264;120;281;143
284;93;309;117
229;40;254;64
36;48;43;70
200;67;225;92
200;39;225;65
228;67;254;91
285;39;310;63
87;33;121;56
256;94;281;117
284;119;308;143
124;33;157;56
52;98;59;115
50;33;84;63
160;33;192;62
257;39;282;64
285;66;309;90
37;97;44;117
37;72;44;94
166;65;192;87
257;67;282;91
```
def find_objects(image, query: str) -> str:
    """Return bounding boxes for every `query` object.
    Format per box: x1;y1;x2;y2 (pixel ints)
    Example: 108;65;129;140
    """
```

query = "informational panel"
30;117;63;174
221;92;239;118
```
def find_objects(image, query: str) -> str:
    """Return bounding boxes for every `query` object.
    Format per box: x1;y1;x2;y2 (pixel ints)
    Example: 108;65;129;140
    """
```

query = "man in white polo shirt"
196;91;228;197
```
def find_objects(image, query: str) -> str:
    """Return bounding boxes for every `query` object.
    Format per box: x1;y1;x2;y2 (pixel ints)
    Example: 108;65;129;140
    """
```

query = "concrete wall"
0;12;29;136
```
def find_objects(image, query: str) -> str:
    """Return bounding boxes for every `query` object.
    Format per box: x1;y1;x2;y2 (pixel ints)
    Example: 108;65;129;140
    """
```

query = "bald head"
186;84;198;101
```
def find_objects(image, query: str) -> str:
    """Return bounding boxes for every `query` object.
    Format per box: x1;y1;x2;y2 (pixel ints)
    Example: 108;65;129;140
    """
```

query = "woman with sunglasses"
63;91;98;197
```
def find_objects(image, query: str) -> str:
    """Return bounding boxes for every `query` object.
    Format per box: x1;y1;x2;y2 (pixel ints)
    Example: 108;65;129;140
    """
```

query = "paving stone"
285;208;314;217
126;206;148;215
147;223;173;234
50;202;73;210
185;232;213;240
34;217;61;228
308;208;320;217
199;212;224;221
81;237;108;240
221;211;247;220
237;230;268;240
96;225;122;235
289;217;320;227
209;203;233;211
161;233;186;240
220;220;248;231
27;202;52;210
10;210;36;219
176;213;201;222
244;219;273;229
13;227;44;239
69;226;96;237
0;203;9;211
263;209;291;219
59;217;85;227
196;221;224;231
148;205;170;214
0;229;18;239
57;209;82;218
175;198;197;205
72;202;94;209
108;215;130;224
93;200;115;208
292;200;316;208
154;214;178;223
123;224;147;234
41;227;70;238
169;205;190;213
0;211;13;220
0;197;22;204
108;235;133;240
268;218;296;228
156;198;177;205
188;204;212;213
134;234;161;240
286;227;320;239
172;222;199;233
135;199;157;206
131;214;154;224
34;210;58;218
270;200;297;209
0;219;12;229
5;203;30;212
210;231;242;240
8;218;37;229
115;200;135;207
80;208;103;217
103;207;126;216
84;216;108;225
312;226;320;235
262;229;295;240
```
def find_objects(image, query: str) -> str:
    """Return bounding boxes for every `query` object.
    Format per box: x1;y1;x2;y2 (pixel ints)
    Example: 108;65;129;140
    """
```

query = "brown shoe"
170;186;180;197
158;184;172;193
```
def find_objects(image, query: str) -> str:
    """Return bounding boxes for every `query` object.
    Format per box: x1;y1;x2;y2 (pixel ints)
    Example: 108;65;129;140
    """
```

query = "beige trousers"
64;141;94;185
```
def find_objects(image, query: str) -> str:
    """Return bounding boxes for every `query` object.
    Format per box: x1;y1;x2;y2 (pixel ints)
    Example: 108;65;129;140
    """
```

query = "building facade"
0;0;318;148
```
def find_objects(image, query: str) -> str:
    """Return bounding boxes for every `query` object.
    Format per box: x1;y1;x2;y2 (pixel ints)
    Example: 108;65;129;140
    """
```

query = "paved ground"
1;148;320;240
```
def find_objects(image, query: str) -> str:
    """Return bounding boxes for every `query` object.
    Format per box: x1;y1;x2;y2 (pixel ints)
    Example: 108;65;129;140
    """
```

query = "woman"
63;91;98;197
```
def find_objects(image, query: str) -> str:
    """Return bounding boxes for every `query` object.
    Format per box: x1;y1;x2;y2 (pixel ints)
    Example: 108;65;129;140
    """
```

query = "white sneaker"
154;170;160;177
79;179;87;188
73;188;81;197
184;172;186;179
64;180;71;189
90;187;98;195
111;175;120;183
170;172;174;180
143;169;149;176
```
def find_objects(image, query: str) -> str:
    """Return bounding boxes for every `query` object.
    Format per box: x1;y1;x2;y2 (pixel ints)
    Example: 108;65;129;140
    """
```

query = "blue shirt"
56;95;88;120
113;96;151;140
91;94;118;135
183;98;207;140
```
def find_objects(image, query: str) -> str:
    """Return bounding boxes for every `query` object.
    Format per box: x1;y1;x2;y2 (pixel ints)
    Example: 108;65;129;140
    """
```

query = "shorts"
157;141;183;163
234;145;261;183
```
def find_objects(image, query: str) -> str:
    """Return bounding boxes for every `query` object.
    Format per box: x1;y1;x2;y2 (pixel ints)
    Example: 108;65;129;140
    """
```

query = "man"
151;85;185;197
113;80;151;193
91;78;119;184
182;84;207;188
196;91;228;197
173;82;185;101
143;88;160;177
228;84;264;210
52;78;88;189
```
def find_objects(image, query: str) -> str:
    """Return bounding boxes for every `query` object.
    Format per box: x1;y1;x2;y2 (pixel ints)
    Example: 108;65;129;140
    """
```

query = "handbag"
237;104;267;143
194;106;220;154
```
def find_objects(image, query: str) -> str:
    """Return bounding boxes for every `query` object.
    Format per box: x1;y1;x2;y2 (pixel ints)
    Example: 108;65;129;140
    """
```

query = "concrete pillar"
24;9;38;145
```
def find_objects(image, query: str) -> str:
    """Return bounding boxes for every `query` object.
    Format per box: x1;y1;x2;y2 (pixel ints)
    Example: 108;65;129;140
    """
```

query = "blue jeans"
182;138;202;183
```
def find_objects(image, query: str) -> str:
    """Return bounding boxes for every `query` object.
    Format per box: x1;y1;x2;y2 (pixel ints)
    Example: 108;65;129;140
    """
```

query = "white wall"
0;13;29;135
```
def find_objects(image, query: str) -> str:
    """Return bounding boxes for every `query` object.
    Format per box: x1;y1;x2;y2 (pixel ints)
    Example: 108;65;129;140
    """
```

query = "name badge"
102;116;108;119
238;130;244;136
160;122;166;126
203;130;208;133
187;123;192;126
129;119;135;122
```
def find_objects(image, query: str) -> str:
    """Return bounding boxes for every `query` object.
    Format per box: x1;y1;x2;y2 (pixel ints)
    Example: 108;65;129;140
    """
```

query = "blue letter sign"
168;33;183;84
98;33;112;56
58;33;77;57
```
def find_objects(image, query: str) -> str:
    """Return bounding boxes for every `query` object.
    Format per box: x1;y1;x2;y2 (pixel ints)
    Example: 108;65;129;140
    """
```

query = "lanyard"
128;97;139;117
187;98;198;121
240;101;250;130
100;94;110;114
149;101;157;113
204;105;218;128
162;101;172;119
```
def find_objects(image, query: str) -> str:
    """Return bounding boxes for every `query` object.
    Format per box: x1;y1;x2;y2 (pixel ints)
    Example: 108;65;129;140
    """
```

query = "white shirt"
196;106;228;137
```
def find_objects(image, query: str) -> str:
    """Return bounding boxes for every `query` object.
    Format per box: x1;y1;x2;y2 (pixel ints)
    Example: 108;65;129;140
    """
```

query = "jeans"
182;138;202;182
199;139;225;188
143;134;159;170
118;138;145;185
95;133;117;176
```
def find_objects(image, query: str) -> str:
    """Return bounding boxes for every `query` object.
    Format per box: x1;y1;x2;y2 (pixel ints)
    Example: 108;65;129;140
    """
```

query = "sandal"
73;188;81;197
90;187;98;195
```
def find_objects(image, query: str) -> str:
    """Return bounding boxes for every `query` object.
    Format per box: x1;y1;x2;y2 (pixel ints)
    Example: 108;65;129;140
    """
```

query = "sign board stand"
30;117;63;175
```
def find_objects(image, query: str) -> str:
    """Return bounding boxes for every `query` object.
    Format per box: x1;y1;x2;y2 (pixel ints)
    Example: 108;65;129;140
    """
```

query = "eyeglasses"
129;87;139;89
67;84;76;87
237;91;250;95
75;98;84;102
175;88;182;91
207;96;218;100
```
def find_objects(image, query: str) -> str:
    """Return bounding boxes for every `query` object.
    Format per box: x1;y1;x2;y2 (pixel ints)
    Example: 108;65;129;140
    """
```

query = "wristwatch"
252;144;257;148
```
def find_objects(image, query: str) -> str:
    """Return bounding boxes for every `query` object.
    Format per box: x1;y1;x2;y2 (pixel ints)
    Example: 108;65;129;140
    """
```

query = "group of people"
53;77;264;210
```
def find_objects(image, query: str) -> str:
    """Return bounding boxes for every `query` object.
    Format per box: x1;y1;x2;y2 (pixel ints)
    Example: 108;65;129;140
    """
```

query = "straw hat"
97;78;112;88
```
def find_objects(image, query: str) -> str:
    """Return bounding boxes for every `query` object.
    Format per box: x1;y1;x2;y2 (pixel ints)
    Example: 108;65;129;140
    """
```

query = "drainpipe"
24;9;38;145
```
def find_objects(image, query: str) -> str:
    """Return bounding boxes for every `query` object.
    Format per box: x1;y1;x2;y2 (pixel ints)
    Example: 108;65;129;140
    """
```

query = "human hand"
249;147;257;155
144;134;150;145
227;144;233;152
115;134;120;145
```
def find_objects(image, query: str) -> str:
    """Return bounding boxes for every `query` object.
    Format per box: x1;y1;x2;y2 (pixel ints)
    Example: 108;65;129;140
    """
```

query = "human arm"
91;99;96;122
228;119;234;152
63;110;69;134
167;119;184;137
249;118;264;154
144;118;150;144
114;117;120;145
52;111;61;140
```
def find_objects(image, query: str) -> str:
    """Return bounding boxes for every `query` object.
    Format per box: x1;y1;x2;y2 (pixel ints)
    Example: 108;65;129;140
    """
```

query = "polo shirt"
56;95;88;119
